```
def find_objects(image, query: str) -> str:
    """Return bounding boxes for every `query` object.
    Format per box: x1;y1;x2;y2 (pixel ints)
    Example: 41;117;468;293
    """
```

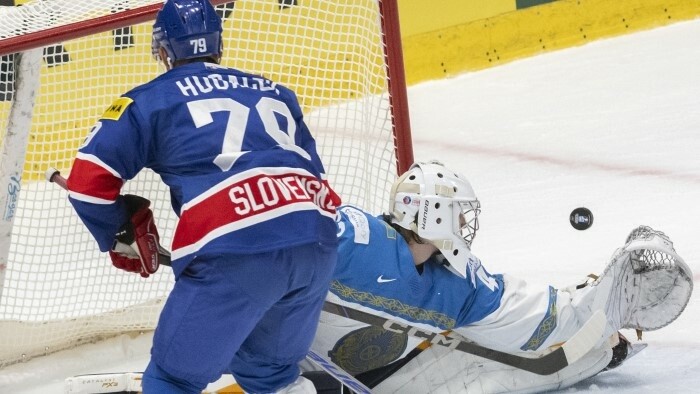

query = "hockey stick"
45;167;172;267
64;351;374;394
50;167;369;392
306;349;372;394
47;167;603;376
322;300;606;376
65;372;242;393
45;167;69;190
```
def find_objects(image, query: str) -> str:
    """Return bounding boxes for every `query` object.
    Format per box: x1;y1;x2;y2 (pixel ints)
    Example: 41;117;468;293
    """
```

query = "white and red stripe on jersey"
67;152;125;204
171;167;339;260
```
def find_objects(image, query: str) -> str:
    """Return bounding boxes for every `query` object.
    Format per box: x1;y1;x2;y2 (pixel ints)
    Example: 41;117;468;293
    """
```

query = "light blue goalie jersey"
331;205;505;330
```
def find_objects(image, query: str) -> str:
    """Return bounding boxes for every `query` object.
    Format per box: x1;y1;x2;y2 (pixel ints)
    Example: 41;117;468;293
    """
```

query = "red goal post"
0;0;413;367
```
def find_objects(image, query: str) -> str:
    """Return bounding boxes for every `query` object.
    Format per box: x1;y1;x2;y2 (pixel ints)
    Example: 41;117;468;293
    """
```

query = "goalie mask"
389;160;480;278
152;0;223;65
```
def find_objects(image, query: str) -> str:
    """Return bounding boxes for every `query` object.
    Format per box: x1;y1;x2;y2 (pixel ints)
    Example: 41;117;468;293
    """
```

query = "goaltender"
306;160;693;393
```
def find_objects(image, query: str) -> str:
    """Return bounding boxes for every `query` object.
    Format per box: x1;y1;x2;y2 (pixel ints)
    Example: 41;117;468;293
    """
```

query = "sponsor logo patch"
341;206;370;245
101;97;133;121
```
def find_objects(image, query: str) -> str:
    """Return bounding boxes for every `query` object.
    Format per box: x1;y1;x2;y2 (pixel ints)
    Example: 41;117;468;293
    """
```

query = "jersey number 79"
186;97;311;171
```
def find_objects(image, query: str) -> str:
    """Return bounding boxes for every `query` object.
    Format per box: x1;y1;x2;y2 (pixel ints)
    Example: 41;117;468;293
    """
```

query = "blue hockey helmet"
152;0;223;64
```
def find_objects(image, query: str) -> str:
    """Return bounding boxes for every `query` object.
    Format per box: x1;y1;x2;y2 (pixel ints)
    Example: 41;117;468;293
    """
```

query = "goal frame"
0;0;413;367
0;0;413;172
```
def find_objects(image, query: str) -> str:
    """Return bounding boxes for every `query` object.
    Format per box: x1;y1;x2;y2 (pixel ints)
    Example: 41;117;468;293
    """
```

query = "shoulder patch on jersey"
100;97;133;121
381;221;397;240
340;206;370;245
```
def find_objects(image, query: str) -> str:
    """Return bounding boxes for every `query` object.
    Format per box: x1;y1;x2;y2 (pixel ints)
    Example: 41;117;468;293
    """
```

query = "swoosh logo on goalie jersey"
377;275;397;283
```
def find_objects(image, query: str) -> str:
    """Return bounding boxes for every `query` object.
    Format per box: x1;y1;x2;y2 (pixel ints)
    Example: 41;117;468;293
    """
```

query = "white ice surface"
2;18;700;394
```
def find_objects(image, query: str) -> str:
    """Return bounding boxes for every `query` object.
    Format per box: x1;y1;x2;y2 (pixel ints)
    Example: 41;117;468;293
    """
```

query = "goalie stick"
47;167;604;376
322;300;607;376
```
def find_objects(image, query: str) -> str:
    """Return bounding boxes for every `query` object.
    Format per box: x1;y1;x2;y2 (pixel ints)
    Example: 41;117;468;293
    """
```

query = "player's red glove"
108;195;170;278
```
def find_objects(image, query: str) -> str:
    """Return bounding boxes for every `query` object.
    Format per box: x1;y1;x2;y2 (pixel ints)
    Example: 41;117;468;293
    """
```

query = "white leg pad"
373;341;612;394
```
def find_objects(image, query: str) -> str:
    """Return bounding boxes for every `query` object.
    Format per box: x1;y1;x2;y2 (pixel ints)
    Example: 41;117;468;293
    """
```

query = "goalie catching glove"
109;194;171;278
572;225;693;340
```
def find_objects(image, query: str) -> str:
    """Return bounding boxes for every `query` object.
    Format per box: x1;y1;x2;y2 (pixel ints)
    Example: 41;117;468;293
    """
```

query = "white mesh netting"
0;0;408;367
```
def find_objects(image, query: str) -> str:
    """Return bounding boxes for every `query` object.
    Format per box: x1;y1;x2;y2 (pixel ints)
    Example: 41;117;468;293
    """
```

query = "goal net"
0;0;412;367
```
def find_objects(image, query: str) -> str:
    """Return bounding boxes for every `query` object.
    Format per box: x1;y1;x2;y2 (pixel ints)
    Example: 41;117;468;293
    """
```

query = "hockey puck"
570;207;594;230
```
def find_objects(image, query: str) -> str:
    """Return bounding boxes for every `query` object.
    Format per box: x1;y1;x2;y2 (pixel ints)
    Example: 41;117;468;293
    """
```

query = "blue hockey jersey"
67;63;339;275
331;205;504;330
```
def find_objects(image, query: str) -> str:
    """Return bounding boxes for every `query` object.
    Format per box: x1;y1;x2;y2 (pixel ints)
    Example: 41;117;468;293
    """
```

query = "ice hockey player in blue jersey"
307;160;693;393
65;1;339;393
